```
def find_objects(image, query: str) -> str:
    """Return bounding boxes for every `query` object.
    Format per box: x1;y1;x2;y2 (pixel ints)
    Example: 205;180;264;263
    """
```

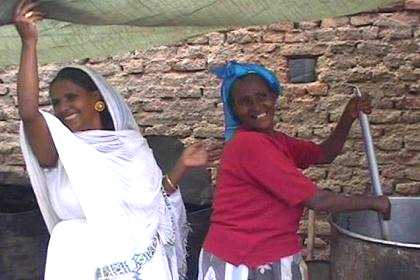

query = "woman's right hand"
374;195;391;220
13;0;44;44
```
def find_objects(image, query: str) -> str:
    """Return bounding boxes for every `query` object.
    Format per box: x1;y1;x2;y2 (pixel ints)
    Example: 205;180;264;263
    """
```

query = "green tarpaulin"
0;0;396;68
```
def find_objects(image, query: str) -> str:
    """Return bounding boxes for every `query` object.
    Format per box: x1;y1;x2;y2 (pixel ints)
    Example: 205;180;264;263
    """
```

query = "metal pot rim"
329;197;420;249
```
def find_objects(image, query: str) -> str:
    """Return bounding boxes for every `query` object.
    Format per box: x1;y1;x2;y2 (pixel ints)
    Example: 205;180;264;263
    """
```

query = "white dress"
20;66;187;280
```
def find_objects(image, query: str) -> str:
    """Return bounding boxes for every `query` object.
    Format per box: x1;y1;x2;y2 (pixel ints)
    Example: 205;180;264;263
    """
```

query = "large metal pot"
330;197;420;280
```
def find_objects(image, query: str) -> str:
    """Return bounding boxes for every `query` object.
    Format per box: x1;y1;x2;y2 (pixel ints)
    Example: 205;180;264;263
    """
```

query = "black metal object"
288;57;317;83
0;185;49;280
145;135;213;280
145;135;213;207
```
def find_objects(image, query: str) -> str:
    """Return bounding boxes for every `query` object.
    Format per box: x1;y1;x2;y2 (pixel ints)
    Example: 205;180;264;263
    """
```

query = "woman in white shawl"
14;1;218;279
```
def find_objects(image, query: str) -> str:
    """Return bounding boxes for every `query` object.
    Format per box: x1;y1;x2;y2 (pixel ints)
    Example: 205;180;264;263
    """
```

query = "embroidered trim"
160;185;189;280
95;234;158;280
160;184;177;245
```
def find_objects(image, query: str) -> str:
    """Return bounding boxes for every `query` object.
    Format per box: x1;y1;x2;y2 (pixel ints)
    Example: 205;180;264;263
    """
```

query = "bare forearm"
17;40;40;121
163;159;188;194
162;142;214;195
319;114;354;163
305;189;380;213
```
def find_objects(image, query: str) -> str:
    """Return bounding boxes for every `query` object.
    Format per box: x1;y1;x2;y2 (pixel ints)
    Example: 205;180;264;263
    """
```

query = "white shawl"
20;66;187;279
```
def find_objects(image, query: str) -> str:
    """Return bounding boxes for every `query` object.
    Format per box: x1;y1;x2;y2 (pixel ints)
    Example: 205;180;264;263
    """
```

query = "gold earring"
94;101;105;112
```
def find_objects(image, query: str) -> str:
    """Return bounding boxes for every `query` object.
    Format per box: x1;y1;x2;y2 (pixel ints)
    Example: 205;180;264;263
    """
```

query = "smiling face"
50;79;103;132
231;74;277;134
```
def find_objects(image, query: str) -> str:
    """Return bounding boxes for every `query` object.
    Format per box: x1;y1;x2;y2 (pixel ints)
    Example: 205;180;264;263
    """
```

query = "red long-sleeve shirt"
203;128;324;268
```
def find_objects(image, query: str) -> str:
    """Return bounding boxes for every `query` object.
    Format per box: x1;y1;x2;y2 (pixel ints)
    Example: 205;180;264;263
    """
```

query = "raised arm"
15;0;58;167
318;94;372;164
162;142;221;195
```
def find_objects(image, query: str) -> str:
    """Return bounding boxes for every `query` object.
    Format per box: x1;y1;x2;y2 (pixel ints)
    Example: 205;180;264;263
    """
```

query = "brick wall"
0;1;418;260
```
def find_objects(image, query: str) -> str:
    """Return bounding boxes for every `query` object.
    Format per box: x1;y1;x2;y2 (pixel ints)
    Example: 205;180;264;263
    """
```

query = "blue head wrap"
210;61;283;141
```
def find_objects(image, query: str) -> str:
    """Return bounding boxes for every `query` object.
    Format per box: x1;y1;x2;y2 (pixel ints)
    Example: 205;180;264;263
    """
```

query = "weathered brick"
402;111;420;123
85;61;122;76
262;32;284;43
226;29;259;44
314;29;337;41
346;68;373;83
371;65;396;82
280;43;327;57
377;135;404;151
299;21;321;30
328;42;356;54
383;53;406;69
406;167;420;180
284;32;309;43
382;165;406;179
120;59;144;75
313;125;334;138
172;58;207;71
391;39;418;53
395;182;420;195
208;32;225;46
186;35;209;45
337;27;379;41
379;27;413;40
306;82;329;96
355;41;390;56
350;14;375;26
395;96;420;109
242;43;277;54
283;84;307;97
0;83;9;96
404;129;420;151
334;152;365;168
328;165;353;181
321;17;350;28
267;22;294;32
169;123;193;138
415;27;420;37
374;12;419;27
377;150;419;166
144;60;171;73
192;123;224;138
369;110;402;124
304;167;327;180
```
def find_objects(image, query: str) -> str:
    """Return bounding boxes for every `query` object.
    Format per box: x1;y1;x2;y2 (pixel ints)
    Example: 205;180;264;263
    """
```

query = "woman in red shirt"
199;61;390;280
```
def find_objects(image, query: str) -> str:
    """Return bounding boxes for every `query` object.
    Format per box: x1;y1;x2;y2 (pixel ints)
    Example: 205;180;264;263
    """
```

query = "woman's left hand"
180;142;222;168
343;93;372;120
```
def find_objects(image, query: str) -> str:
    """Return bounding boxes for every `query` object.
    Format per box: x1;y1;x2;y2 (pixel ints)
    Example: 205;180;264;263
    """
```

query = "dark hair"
51;67;98;92
50;67;115;130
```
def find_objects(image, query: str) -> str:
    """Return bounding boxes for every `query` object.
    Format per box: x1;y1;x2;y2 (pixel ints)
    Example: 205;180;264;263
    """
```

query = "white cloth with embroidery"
20;66;187;279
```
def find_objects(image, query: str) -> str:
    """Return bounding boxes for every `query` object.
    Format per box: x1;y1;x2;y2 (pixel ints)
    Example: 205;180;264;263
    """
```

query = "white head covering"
71;65;138;131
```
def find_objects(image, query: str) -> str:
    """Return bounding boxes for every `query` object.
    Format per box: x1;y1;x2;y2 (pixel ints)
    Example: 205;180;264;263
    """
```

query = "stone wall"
0;1;419;260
